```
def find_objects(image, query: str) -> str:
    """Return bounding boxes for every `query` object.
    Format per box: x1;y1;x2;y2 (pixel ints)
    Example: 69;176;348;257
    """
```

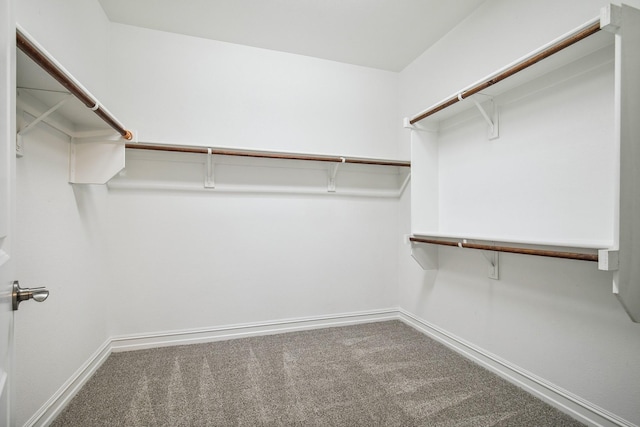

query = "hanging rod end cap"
123;130;134;141
403;117;414;129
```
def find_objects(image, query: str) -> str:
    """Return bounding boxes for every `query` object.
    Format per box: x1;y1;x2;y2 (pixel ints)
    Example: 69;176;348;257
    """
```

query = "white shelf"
411;231;611;251
409;19;613;127
408;4;640;322
410;14;616;247
17;50;112;134
409;234;604;274
15;26;131;184
15;24;130;138
108;146;411;198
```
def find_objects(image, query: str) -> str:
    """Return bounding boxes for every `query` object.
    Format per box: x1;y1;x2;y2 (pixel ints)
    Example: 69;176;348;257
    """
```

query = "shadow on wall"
72;184;108;244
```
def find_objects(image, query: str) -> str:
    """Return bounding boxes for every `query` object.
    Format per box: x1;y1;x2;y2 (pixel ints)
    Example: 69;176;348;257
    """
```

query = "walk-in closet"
1;1;639;426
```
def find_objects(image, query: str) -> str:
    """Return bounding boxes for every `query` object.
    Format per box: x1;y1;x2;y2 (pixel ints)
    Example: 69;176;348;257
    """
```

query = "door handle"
12;280;50;311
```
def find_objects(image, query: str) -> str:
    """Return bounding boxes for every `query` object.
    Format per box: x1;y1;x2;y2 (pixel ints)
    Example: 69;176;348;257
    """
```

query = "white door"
1;0;15;425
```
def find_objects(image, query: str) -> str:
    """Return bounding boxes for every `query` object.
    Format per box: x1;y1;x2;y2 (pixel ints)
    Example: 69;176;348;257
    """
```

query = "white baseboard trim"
26;339;112;427
110;308;399;352
398;309;635;427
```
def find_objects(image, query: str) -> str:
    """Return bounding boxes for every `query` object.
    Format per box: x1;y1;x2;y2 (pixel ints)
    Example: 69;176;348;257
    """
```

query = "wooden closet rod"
409;21;602;125
16;28;133;140
409;237;599;262
125;143;411;167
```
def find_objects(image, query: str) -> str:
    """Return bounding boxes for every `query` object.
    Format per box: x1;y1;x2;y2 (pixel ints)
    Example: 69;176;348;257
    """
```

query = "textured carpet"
52;321;583;426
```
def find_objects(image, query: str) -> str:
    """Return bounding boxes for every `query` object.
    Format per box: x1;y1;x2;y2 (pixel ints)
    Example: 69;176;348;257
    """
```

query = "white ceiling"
98;0;486;72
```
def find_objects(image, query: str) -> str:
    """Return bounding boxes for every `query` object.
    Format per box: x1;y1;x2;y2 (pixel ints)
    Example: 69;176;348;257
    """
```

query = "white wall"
105;192;398;336
108;23;399;158
105;25;401;339
398;0;640;424
14;1;112;425
15;127;110;426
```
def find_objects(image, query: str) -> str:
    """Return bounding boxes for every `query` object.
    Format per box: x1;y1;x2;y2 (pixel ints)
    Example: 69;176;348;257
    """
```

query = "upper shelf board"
408;21;614;126
16;48;114;134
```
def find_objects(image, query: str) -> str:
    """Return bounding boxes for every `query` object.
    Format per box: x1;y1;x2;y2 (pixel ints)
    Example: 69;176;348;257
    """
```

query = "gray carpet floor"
52;321;583;426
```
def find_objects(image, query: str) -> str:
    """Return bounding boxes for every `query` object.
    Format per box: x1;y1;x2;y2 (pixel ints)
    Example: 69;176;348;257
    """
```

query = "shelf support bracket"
328;158;344;192
481;249;500;280
68;141;125;184
469;95;499;140
17;94;72;137
205;148;215;188
16;94;72;157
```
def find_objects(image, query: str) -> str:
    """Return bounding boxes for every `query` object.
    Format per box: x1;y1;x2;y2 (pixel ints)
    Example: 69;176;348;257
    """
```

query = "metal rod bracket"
328;158;344;192
205;148;215;188
470;96;499;140
482;249;500;280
